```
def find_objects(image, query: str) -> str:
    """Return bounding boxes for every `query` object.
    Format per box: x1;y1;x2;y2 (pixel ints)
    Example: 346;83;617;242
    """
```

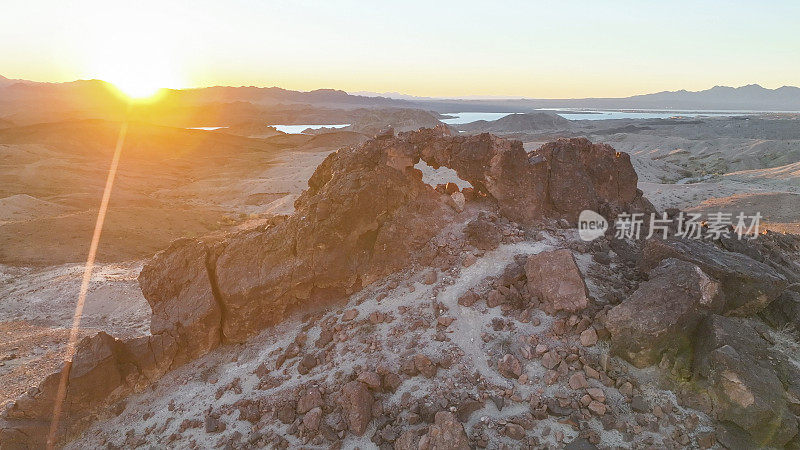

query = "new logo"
578;210;608;241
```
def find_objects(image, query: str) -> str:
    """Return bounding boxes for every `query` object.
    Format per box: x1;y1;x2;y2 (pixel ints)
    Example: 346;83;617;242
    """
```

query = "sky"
1;0;798;98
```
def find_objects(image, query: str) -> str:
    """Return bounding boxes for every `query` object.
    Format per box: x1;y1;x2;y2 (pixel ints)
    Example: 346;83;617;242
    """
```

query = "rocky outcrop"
1;333;130;447
1;128;651;447
693;315;799;447
534;138;645;222
390;129;648;225
525;249;589;313
640;238;787;315
718;230;800;287
142;129;646;345
606;259;724;367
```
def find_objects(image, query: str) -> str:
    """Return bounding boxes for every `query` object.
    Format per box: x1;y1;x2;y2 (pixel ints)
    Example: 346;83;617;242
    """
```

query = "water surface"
271;124;350;134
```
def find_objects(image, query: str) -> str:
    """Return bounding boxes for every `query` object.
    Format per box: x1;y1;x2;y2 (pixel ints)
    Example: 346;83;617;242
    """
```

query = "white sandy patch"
0;261;150;337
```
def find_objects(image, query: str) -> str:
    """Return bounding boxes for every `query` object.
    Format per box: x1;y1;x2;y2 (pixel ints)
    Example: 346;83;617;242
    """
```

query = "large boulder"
640;238;787;316
606;259;724;367
693;315;798;447
525;249;589;313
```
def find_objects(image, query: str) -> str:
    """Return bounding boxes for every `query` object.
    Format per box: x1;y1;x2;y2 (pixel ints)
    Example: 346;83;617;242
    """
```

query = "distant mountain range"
401;84;800;113
1;76;799;128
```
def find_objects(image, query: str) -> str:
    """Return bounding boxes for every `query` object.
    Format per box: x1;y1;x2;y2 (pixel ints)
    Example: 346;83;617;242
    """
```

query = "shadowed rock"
606;258;724;367
693;315;798;446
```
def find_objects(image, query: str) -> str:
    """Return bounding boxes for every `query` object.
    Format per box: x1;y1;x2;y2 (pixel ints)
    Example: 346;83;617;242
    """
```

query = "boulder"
296;387;324;414
693;315;798;446
525;249;589;313
464;213;501;251
338;381;374;436
606;259;724;367
497;354;523;379
418;411;470;450
303;407;323;431
640;238;787;316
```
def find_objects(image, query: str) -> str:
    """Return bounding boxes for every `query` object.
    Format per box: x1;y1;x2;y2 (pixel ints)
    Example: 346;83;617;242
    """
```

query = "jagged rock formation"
640;238;787;315
139;127;653;353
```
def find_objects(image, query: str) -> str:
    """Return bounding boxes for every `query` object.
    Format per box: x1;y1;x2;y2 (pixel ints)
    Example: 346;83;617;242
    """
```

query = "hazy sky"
2;0;798;98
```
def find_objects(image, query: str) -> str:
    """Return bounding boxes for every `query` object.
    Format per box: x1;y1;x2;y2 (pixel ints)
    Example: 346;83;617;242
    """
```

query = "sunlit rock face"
139;127;650;346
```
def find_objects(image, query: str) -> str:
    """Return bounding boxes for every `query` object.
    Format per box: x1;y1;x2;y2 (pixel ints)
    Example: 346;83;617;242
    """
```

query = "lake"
441;110;761;124
546;109;753;120
271;124;350;134
440;112;516;124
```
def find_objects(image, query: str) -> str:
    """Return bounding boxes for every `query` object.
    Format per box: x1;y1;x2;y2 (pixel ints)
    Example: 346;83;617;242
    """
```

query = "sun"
99;63;181;100
111;77;163;99
86;39;184;100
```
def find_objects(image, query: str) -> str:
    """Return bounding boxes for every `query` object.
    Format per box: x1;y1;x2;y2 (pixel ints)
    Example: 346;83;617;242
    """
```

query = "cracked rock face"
138;237;221;361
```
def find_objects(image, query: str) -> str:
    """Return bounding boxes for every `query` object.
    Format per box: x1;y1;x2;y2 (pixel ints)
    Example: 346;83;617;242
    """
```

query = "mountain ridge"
2;76;799;115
